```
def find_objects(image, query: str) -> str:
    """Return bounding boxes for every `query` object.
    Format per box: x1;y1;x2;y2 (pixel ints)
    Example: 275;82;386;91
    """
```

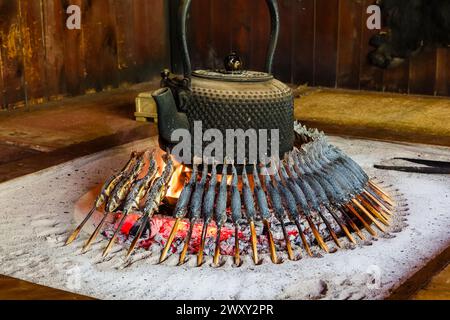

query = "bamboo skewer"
346;204;377;237
351;199;387;233
249;221;260;265
293;219;313;257
82;213;108;253
160;218;181;263
327;206;356;244
178;222;195;266
338;208;366;241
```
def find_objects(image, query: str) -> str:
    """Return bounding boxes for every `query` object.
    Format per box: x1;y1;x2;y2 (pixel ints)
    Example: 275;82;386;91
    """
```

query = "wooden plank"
190;0;212;70
292;0;315;86
382;61;410;94
435;48;450;97
42;0;66;100
359;0;383;91
0;42;4;109
336;0;363;89
83;0;119;92
62;0;86;96
112;0;139;85
0;0;26;108
209;0;232;70
250;0;270;72
19;0;47;106
133;0;169;82
314;0;339;87
409;48;437;96
272;0;293;83
230;0;252;72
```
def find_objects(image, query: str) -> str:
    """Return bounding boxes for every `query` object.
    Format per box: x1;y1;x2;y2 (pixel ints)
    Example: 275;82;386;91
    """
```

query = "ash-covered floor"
0;136;449;300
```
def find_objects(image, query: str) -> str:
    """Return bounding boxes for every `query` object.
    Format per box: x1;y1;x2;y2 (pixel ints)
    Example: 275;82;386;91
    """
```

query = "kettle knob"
224;52;243;72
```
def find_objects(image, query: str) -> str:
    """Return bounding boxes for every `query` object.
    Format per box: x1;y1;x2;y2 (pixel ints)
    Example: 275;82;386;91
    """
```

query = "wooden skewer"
358;197;391;225
65;207;96;246
102;213;128;258
249;221;260;265
368;181;395;206
346;204;377;237
327;206;356;244
351;199;386;233
338;208;366;241
233;224;241;267
363;190;393;216
318;209;342;248
213;227;222;266
293;219;313;257
263;220;280;264
125;213;150;259
82;213;109;253
304;214;329;253
178;221;195;266
279;219;296;261
160;218;181;263
197;222;209;267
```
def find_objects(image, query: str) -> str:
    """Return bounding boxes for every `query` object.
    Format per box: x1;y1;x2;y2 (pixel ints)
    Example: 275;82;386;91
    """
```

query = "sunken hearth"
65;123;401;267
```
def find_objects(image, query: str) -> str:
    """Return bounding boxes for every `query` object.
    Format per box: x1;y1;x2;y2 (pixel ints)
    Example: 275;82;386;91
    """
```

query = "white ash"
0;136;449;300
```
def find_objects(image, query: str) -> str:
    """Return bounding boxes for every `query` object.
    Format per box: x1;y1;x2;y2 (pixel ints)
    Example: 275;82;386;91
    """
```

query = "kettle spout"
152;88;190;146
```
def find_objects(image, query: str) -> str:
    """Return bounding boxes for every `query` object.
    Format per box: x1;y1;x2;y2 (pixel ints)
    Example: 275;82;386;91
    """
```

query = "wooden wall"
0;0;170;110
185;0;450;97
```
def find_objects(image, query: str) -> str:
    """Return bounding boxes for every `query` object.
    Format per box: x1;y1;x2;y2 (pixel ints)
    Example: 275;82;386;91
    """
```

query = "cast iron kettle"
152;0;294;164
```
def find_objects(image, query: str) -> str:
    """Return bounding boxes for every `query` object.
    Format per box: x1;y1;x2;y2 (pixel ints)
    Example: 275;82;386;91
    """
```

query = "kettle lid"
192;69;274;83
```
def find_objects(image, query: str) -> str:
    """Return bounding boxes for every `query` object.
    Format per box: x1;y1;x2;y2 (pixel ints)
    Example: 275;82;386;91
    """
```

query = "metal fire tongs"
374;157;450;174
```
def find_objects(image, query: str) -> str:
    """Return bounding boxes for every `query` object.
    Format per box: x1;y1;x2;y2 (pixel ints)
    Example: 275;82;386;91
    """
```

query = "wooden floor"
0;275;92;300
413;264;450;300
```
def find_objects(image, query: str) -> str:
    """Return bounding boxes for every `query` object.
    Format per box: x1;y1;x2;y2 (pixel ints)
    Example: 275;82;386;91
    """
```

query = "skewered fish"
178;164;208;265
82;151;148;255
254;164;280;263
160;164;198;263
102;153;158;257
242;163;260;265
126;154;175;259
198;163;218;266
230;162;242;266
264;162;295;261
105;151;149;213
212;160;229;265
65;151;138;246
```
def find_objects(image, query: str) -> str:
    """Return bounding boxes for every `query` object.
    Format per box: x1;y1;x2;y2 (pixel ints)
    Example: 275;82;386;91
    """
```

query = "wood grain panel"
19;0;47;105
359;0;383;91
0;0;25;108
209;0;232;70
231;0;253;72
0;44;5;109
62;0;86;96
314;0;339;87
250;0;270;72
42;0;66;100
83;0;119;92
409;48;437;95
190;0;211;70
337;0;363;89
292;0;315;86
435;48;450;97
113;0;138;85
133;0;169;82
273;0;293;83
383;61;410;93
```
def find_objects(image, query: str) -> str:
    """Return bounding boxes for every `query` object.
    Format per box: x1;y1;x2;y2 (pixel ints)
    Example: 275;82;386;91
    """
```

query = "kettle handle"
179;0;280;79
